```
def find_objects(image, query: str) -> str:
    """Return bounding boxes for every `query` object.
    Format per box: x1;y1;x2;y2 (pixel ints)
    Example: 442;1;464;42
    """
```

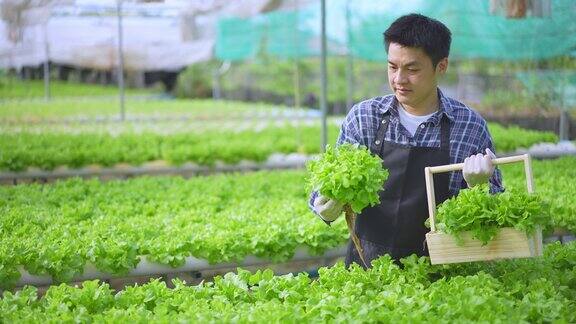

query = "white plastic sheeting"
0;0;279;71
0;15;213;71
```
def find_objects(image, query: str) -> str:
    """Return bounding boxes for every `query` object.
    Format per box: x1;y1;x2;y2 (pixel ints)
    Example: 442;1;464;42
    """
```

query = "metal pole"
294;61;301;110
293;0;301;112
117;0;126;121
212;67;221;100
320;0;328;151
559;76;569;141
43;23;50;101
345;0;353;112
559;110;569;141
294;60;302;147
213;61;230;100
293;0;302;148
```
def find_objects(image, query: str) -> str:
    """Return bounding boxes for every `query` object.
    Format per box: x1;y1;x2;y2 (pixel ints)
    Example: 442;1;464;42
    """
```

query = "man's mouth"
395;88;412;94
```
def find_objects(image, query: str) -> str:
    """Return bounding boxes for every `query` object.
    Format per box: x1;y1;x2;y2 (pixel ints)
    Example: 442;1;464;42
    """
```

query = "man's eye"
389;66;397;70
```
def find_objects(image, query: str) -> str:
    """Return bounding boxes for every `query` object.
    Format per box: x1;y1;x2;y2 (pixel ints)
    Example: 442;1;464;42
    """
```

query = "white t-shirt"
398;105;436;137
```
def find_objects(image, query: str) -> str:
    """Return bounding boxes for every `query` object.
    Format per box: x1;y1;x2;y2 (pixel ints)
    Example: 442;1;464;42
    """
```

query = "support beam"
117;0;126;121
43;23;50;101
320;0;328;151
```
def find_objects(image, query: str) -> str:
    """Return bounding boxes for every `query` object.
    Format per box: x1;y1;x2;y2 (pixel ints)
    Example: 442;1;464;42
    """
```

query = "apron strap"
439;114;451;151
370;114;390;156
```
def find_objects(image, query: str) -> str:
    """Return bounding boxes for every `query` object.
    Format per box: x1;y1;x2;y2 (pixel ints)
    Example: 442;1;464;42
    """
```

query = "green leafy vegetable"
0;171;349;289
435;184;551;245
0;122;555;171
307;143;389;214
1;157;575;288
307;143;389;267
500;156;576;234
1;242;575;322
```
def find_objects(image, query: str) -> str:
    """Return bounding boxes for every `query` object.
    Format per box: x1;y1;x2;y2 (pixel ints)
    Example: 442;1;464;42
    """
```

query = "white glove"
313;194;344;222
463;148;496;188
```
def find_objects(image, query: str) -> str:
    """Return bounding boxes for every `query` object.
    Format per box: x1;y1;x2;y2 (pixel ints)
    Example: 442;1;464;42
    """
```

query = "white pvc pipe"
16;246;347;287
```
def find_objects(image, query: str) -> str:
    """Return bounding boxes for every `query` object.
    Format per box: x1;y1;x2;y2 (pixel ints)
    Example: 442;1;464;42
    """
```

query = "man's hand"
463;148;496;188
313;195;344;221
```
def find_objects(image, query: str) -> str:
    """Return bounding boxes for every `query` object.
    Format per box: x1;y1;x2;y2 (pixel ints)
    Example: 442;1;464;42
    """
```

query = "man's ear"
436;57;448;74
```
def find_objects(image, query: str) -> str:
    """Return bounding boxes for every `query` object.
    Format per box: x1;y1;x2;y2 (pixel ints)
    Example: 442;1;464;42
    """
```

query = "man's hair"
383;13;452;67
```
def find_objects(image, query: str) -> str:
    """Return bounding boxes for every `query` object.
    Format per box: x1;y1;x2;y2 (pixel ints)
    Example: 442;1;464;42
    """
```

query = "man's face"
387;42;447;110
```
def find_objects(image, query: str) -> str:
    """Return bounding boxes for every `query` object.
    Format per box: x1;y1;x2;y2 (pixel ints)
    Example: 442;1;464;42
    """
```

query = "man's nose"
394;70;409;84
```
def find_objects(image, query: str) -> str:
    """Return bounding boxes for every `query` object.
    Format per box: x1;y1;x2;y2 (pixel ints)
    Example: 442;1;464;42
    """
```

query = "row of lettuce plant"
1;242;575;322
1;157;574;288
0;123;558;172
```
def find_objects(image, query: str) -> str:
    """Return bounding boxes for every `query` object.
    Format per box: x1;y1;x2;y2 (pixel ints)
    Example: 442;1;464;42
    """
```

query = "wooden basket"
424;154;543;265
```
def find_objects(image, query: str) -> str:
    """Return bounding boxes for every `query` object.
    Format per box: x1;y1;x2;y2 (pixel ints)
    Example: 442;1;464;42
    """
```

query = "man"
310;13;503;267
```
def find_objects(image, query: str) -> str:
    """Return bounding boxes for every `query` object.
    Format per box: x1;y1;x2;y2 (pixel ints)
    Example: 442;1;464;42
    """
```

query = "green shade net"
216;0;576;62
215;8;334;61
264;10;317;59
215;17;263;61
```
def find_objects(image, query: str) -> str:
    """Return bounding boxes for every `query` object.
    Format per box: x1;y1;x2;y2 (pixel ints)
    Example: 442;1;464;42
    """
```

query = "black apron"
345;113;452;268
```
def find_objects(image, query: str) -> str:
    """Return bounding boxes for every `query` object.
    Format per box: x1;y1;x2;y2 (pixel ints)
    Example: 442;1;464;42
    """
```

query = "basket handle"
424;154;534;232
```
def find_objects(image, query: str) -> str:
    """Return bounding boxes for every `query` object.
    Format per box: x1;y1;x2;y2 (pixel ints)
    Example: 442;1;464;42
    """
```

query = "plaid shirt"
309;88;504;217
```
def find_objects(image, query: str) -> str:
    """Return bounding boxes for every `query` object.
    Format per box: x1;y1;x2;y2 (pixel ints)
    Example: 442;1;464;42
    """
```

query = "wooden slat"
426;228;542;265
426;155;528;174
424;167;437;232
